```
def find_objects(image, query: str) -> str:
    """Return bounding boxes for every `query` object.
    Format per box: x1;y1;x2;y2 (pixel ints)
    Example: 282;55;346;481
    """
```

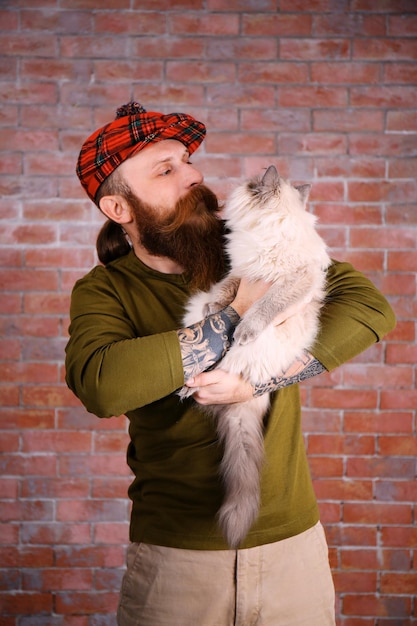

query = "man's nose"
185;163;204;188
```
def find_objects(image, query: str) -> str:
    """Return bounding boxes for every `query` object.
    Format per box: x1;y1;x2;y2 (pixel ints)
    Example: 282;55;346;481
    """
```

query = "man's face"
117;139;204;217
117;140;227;291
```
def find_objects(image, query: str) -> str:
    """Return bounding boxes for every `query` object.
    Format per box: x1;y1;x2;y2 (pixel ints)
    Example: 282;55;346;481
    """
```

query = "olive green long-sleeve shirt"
65;253;395;549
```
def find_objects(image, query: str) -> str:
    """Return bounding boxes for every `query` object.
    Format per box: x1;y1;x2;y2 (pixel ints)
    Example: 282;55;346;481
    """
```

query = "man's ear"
99;195;133;225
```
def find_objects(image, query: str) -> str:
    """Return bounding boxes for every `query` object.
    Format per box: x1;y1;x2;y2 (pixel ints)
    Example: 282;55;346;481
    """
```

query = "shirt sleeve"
311;260;396;371
65;268;186;418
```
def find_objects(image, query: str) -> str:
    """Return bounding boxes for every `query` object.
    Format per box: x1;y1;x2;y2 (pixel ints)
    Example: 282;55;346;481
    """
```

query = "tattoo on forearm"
252;353;326;397
177;305;240;381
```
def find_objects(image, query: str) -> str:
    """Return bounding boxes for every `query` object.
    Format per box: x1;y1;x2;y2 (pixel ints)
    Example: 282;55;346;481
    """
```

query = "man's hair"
96;169;132;266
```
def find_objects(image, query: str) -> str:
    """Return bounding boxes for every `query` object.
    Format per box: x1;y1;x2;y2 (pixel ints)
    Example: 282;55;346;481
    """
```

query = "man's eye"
160;169;171;176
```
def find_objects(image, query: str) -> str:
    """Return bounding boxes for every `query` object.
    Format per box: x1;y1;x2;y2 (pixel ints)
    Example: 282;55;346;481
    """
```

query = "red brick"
55;545;125;568
0;225;57;246
0;546;54;568
350;133;417;157
378;435;417;457
208;0;274;9
348;179;417;203
279;85;348;107
312;61;380;84
381;572;417;595
2;362;58;384
171;13;239;35
388;250;417;272
21;384;80;408
242;13;311;36
339;548;379;571
94;59;163;82
1;453;56;477
59;454;130;478
314;109;383;132
347;456;415;479
281;38;350;61
95;567;124;591
353;38;417;60
91;478;130;498
206;132;275;155
60;35;128;58
21;430;92;453
308;456;344;478
24;293;70;315
333;571;377;593
22;567;93;591
279;133;347;156
386;342;417;364
310;388;378;409
0;9;19;30
386;320;414;342
21;477;89;499
135;0;202;8
384;62;417;84
130;36;205;59
325;524;377;547
0;592;52;615
167;61;236;84
1;33;57;57
344;363;413;387
302;408;342;433
207;84;275;108
21;8;93;33
343;593;411;617
313;479;373;501
318;502;341;524
350;227;416;249
387;111;417;133
95;11;167;34
381;389;417;410
389;14;417;36
239;62;308;85
21;522;91;545
94;432;129;454
94;523;130;544
55;590;119;615
0;338;21;360
381;548;412;572
308;434;376;456
0;477;18;498
343;502;412;525
0;386;19;406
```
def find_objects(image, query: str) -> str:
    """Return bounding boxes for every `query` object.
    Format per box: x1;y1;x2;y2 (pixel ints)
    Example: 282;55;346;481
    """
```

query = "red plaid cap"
76;102;206;203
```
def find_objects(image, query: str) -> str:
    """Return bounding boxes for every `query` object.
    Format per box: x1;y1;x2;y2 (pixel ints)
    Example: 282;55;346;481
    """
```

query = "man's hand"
185;370;253;405
230;277;272;317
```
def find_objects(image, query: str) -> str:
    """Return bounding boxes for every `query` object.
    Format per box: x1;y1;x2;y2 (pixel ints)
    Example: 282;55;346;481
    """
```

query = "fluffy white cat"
181;165;331;548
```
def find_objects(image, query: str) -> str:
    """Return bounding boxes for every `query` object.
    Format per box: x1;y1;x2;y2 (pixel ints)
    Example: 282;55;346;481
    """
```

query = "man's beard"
125;184;227;292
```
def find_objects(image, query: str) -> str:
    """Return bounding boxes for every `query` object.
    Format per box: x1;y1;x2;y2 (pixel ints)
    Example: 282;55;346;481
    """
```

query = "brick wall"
0;1;416;624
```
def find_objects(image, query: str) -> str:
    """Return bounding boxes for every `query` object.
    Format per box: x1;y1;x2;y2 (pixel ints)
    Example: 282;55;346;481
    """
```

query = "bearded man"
65;102;396;626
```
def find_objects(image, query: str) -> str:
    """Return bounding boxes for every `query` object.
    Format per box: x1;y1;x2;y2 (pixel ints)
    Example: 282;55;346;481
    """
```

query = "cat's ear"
262;165;279;187
295;184;312;204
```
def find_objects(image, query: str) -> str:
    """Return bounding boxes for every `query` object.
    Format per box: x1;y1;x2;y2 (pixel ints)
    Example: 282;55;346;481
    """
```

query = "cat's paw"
234;322;257;345
206;302;224;315
177;386;193;400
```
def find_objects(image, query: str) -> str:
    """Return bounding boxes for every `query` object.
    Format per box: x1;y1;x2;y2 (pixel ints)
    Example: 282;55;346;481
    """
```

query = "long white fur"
181;166;331;548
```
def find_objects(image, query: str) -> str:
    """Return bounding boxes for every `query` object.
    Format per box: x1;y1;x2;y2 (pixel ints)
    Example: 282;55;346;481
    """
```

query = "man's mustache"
158;185;220;234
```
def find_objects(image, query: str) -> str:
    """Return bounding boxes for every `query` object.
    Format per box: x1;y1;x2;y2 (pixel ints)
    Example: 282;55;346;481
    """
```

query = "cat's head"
224;166;329;277
223;165;313;230
249;165;311;207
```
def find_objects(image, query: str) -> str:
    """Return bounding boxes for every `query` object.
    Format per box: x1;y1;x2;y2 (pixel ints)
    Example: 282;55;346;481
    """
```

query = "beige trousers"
117;522;335;626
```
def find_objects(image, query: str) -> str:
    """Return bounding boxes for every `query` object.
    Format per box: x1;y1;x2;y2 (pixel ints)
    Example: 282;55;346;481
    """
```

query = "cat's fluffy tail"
214;396;269;548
